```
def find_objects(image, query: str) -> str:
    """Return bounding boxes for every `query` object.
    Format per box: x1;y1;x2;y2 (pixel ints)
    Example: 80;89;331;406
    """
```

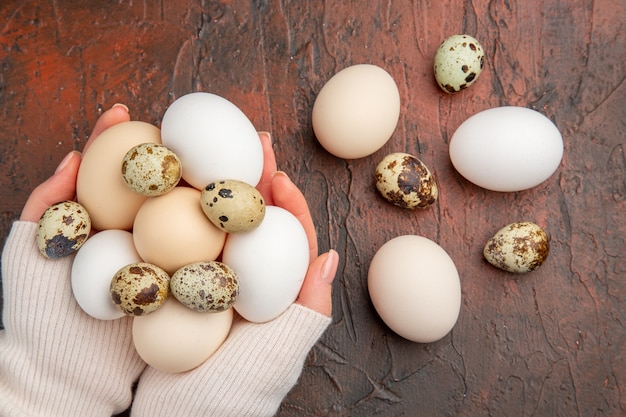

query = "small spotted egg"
36;201;91;258
200;179;266;233
375;152;438;209
434;34;485;93
121;143;182;196
170;261;239;312
483;222;550;273
110;262;170;316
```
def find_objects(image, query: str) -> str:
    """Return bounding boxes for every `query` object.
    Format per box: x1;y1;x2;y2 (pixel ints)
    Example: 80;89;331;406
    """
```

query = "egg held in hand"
368;235;461;343
170;261;239;312
200;179;266;233
110;262;170;316
121;143;182;196
36;201;91;259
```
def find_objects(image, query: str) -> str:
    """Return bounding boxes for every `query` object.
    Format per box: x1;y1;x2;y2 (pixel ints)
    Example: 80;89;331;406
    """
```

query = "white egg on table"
221;205;309;323
160;92;264;189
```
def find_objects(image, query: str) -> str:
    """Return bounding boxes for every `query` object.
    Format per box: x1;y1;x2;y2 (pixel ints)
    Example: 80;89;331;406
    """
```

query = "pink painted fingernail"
54;151;79;174
112;103;129;112
258;131;272;143
321;249;339;284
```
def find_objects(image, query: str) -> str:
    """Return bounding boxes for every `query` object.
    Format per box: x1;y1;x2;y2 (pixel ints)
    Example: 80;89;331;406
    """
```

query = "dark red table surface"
1;1;624;416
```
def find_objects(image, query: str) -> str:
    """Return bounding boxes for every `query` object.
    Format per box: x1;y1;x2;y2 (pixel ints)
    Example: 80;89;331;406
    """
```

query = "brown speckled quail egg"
484;222;550;273
200;179;265;233
375;152;438;209
434;34;485;93
110;262;170;316
122;143;182;196
36;201;91;258
170;261;239;312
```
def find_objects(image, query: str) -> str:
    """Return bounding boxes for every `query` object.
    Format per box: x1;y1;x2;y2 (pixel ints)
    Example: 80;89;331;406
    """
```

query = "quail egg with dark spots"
375;152;438;209
110;262;170;316
484;222;550;273
170;261;239;312
122;143;182;196
36;201;91;259
200;179;266;233
434;34;485;93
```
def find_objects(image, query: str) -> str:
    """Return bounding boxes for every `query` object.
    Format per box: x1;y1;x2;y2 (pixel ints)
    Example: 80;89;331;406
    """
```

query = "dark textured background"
1;1;624;416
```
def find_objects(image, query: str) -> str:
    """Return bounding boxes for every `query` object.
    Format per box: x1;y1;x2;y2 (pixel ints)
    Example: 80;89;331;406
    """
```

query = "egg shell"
132;186;227;275
200;179;266;233
375;152;438;209
76;121;161;231
122;143;182;196
170;261;239;312
110;262;170;316
312;64;401;159
368;235;461;343
434;34;485;93
132;297;233;373
449;106;564;192
484;222;550;273
160;92;264;189
36;201;91;258
71;229;143;320
221;205;309;323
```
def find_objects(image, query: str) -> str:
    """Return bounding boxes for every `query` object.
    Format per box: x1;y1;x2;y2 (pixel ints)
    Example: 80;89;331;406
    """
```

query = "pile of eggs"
36;92;310;373
311;34;563;343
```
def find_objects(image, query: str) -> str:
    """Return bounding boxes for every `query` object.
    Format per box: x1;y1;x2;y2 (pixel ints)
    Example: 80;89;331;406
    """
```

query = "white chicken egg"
449;106;564;192
160;92;264;189
71;229;143;320
368;235;461;343
221;205;309;323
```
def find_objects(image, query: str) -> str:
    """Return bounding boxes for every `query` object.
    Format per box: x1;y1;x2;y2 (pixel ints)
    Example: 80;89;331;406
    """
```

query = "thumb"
19;150;82;222
296;249;339;317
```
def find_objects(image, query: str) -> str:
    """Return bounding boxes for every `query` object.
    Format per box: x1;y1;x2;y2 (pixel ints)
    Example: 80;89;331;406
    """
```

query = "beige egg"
36;201;91;258
171;261;239;312
110;262;170;316
200;179;265;233
483;222;550;273
122;143;182;196
375;152;438;209
434;34;485;93
76;121;161;231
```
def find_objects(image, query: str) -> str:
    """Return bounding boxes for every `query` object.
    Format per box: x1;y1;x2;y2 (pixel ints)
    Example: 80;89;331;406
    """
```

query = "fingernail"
321;249;338;284
272;170;290;181
258;131;272;143
112;103;129;113
54;151;79;174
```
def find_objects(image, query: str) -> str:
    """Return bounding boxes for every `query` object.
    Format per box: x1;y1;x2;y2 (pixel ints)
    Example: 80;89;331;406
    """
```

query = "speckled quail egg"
375;152;438;209
434;34;485;93
200;179;266;233
122;143;182;196
36;201;91;258
110;262;170;316
484;222;550;273
170;261;239;312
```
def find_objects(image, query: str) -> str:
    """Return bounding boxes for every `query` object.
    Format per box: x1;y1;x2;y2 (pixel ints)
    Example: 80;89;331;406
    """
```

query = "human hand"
0;104;146;417
130;132;339;417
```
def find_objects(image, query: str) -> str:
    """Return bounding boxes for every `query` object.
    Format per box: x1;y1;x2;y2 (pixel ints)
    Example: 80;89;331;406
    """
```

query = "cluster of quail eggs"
36;140;266;317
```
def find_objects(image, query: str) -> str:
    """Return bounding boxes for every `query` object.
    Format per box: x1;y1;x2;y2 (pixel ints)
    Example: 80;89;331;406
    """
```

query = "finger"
19;151;82;222
83;103;130;155
296;250;338;317
255;132;276;205
271;171;318;262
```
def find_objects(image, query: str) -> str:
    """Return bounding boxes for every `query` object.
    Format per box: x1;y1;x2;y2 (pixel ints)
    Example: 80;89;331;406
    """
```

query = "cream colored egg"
132;186;227;275
122;143;182;196
483;222;550;273
434;34;485;93
200;179;265;233
312;64;400;159
368;235;461;343
132;297;233;373
76;121;161;231
375;153;438;209
36;201;91;258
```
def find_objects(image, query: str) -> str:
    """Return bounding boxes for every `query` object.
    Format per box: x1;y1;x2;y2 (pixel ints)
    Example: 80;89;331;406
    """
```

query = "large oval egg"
312;64;401;159
71;229;143;320
76;121;161;231
132;186;227;275
160;92;264;189
449;106;564;192
368;235;461;343
132;297;233;373
221;205;309;323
